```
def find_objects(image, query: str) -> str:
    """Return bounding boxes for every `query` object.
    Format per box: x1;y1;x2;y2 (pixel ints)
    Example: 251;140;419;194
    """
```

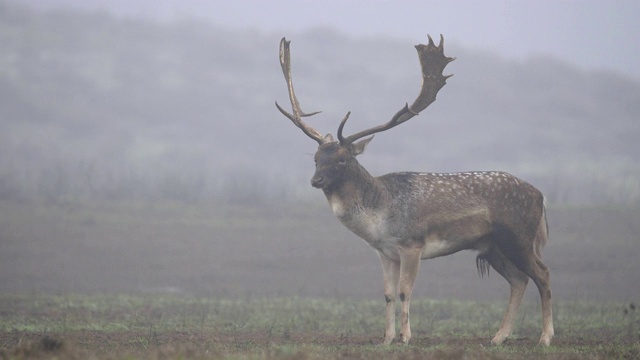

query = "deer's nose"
311;175;325;188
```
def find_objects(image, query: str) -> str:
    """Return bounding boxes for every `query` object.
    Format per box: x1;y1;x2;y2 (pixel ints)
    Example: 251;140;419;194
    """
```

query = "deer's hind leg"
479;247;529;346
512;246;554;346
533;261;554;346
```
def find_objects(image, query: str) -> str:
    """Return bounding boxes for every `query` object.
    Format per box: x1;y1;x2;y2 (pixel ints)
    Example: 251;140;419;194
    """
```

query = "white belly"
421;236;461;259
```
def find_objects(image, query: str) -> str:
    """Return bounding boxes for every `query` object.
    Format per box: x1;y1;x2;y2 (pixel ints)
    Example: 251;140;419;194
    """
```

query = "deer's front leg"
378;252;400;345
397;244;424;344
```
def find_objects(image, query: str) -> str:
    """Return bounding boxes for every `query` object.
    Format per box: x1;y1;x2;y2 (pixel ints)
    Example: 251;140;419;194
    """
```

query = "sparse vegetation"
1;294;639;359
0;295;640;359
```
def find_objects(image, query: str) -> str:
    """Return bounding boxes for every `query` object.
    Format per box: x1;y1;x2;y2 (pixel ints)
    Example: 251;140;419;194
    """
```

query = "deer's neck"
323;164;387;219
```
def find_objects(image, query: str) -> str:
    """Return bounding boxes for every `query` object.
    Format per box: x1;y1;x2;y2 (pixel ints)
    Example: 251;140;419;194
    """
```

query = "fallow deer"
275;35;554;346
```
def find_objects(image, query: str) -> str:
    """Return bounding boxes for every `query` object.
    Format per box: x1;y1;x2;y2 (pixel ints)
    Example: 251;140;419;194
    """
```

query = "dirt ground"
2;330;638;360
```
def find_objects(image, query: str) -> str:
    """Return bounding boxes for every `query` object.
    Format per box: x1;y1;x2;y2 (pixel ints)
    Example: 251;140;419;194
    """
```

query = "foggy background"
1;1;639;303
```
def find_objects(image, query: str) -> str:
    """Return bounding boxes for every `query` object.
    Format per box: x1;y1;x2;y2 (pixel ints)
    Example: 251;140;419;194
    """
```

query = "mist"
0;1;639;302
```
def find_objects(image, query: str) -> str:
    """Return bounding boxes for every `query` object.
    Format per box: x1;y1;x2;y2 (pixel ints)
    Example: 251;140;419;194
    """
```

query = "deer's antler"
275;37;327;145
338;34;455;145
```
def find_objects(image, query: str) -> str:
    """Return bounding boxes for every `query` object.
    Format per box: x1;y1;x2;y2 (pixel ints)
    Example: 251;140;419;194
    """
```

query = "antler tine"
339;34;455;145
275;37;327;145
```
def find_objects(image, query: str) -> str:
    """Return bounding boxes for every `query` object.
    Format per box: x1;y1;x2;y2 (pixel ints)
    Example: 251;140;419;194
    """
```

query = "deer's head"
310;136;373;189
275;36;454;190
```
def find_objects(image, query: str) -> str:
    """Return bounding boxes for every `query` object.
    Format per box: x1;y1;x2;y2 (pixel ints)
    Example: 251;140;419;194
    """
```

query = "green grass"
1;200;639;358
1;294;638;359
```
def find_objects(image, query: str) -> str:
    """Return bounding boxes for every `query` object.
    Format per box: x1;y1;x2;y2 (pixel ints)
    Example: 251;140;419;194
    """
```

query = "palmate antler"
276;35;454;146
338;34;455;145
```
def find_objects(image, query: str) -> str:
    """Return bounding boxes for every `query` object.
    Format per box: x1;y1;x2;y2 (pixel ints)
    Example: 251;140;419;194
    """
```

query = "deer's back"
379;171;545;253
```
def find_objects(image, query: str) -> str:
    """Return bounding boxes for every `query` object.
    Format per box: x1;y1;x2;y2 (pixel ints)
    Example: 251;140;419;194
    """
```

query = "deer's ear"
324;133;335;142
352;136;374;156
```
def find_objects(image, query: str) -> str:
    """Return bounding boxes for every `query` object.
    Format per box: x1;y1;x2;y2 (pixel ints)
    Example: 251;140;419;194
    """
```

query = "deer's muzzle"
311;174;326;188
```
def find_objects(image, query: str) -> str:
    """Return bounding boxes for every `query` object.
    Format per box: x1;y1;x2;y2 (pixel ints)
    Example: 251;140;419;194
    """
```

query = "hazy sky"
21;0;640;78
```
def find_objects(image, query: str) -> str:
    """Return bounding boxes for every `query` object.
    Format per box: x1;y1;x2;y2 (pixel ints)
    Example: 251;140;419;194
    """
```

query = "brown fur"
276;35;554;346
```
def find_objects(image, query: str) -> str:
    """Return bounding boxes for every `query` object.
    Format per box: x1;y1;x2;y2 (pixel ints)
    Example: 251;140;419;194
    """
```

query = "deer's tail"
534;197;549;258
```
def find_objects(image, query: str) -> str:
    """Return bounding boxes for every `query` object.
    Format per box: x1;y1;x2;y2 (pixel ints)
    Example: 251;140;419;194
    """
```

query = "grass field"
0;199;639;358
1;294;638;359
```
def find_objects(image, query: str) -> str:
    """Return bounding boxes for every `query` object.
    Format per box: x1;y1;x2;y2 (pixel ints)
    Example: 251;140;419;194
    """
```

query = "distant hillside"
1;3;638;204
